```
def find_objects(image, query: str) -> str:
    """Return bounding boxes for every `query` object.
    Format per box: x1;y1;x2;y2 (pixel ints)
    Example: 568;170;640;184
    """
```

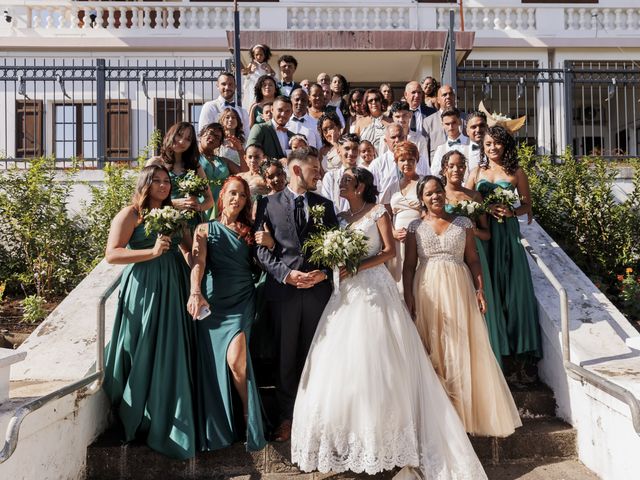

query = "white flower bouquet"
450;200;484;222
309;204;326;225
177;170;209;197
303;227;369;293
144;206;194;236
482;187;520;223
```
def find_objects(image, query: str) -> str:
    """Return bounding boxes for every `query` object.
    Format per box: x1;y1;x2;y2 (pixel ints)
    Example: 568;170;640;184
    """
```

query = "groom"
255;147;339;441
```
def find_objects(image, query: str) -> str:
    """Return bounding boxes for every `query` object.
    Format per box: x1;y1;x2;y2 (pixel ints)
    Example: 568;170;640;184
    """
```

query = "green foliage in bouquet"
177;170;209;197
144;206;194;237
303;228;369;275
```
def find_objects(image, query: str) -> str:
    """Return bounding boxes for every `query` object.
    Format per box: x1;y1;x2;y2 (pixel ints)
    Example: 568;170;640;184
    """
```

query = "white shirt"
273;120;291;157
287;186;309;220
321;166;349;214
462;141;482;185
369;151;400;205
379;131;431;177
286;113;322;149
431;134;470;176
198;96;250;139
410;108;424;133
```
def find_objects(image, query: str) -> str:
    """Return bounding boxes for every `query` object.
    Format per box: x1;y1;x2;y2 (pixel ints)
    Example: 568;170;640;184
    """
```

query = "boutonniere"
310;204;326;226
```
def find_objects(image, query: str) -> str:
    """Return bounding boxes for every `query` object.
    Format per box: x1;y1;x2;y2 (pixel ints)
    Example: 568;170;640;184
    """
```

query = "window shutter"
15;100;44;158
106;99;130;158
155;98;183;136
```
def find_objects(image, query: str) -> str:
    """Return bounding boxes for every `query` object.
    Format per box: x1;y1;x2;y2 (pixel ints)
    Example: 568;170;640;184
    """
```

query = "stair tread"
484;458;600;480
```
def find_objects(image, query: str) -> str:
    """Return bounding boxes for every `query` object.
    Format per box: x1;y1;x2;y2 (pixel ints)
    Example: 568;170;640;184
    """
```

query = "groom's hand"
286;270;314;289
307;270;328;286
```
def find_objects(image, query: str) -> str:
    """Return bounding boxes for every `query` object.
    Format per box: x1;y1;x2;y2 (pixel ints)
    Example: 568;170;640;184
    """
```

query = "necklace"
348;202;367;216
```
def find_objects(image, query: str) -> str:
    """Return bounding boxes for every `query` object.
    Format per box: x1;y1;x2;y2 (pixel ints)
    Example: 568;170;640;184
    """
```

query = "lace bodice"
409;216;472;264
342;204;388;259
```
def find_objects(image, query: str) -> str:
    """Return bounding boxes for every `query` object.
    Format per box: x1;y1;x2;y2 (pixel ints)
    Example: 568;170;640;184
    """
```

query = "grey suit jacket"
422;110;468;161
246;122;294;159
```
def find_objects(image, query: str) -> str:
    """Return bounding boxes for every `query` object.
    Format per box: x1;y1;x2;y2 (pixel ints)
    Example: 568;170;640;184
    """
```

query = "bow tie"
223;101;236;107
281;82;293;87
276;125;288;132
292;117;305;123
471;143;480;151
448;139;462;147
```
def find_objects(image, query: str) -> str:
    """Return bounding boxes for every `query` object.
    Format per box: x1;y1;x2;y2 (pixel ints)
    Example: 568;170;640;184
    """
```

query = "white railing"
436;6;536;32
20;1;260;31
287;6;411;30
565;7;640;32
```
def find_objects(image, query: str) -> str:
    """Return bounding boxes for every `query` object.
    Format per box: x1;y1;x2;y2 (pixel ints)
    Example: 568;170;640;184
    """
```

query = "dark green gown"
445;204;509;368
476;179;542;360
196;221;266;451
199;154;230;221
103;222;196;459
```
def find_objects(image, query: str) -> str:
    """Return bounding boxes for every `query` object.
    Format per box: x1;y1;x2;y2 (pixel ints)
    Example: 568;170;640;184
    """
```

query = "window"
188;101;204;136
155;98;183;136
15;100;43;158
106;99;131;158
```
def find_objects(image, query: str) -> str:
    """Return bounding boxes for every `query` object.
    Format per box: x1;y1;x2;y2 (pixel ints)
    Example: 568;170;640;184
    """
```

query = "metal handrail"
0;271;122;464
520;237;640;435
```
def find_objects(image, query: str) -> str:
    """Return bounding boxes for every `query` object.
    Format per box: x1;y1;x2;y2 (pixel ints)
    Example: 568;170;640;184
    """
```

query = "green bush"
20;294;47;324
520;145;640;321
0;157;91;297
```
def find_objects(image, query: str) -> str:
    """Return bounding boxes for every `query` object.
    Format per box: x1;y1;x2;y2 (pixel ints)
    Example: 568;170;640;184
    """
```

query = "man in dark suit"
422;84;468;161
403;80;437;137
246;96;294;159
255;147;339;442
276;55;301;97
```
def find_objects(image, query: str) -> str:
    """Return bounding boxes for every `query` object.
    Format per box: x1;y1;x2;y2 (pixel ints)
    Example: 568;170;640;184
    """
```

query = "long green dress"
196;221;266;451
103;222;196;459
199;154;230;221
476;179;543;361
445;204;510;368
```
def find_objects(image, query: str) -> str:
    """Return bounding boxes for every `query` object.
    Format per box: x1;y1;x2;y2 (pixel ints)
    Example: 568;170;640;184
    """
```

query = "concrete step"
483;459;600;480
86;418;577;480
509;382;556;418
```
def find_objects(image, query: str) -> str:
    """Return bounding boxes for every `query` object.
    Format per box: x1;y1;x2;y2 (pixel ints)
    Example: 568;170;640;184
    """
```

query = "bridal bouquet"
482;187;519;223
450;200;484;222
303;227;369;292
177;170;209;197
144;206;194;237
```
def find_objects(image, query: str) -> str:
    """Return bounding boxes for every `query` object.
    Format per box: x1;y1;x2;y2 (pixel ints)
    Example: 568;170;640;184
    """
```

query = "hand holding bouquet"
177;170;209;198
144;206;194;237
483;187;519;223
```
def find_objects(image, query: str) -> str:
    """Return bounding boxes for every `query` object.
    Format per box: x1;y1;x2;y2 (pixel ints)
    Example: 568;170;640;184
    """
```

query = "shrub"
0;157;91;298
21;294;47;324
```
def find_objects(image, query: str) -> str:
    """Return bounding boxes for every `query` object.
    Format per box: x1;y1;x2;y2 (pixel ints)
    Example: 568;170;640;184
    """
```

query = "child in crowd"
358;139;376;168
242;44;275;107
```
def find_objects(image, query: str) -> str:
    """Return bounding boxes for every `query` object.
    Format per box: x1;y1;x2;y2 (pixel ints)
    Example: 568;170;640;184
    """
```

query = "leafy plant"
20;294;47;324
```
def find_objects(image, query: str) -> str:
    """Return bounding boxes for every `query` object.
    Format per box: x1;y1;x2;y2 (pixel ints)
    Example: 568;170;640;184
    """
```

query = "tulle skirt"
291;265;487;480
413;258;522;437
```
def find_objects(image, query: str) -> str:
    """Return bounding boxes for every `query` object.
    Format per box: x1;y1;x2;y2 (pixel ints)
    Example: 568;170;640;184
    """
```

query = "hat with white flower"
478;101;527;134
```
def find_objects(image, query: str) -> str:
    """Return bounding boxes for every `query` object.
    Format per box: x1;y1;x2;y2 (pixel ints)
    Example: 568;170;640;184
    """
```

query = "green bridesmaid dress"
476;179;542;361
199;154;230;221
445;204;510;368
103;222;196;459
196;221;266;451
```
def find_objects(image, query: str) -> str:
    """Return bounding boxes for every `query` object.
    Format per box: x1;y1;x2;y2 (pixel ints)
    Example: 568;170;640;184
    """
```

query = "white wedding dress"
291;204;487;480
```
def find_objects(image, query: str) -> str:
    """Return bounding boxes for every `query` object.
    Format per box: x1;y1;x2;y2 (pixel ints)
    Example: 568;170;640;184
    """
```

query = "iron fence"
1;57;230;168
456;59;640;159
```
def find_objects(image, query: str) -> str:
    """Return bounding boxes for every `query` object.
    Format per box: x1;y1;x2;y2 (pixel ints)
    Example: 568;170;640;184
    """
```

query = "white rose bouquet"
309;204;326;225
482;187;520;223
449;200;484;222
303;227;369;293
177;170;209;197
144;206;194;237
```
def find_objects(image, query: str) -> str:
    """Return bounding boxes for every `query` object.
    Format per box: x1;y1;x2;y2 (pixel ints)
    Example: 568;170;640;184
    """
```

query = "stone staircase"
86;383;599;480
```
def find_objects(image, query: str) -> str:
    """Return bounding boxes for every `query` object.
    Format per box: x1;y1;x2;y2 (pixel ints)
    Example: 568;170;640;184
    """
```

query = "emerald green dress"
169;169;203;230
199;155;230;221
103;222;196;459
196;221;266;451
476;179;542;361
445;204;509;368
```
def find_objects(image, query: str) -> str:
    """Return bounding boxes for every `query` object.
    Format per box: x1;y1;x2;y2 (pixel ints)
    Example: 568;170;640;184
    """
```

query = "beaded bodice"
408;215;472;264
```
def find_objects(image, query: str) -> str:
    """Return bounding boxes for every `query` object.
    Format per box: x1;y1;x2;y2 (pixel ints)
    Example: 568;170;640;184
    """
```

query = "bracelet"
475;289;484;294
190;291;202;296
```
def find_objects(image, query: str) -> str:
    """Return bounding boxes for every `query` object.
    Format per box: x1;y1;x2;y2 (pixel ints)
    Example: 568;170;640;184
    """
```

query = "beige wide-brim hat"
478;101;527;134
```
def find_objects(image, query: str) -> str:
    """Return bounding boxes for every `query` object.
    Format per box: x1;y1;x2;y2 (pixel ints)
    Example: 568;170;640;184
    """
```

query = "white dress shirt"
431;134;470;176
321;166;349;214
462;141;482;185
198;96;250;139
273;120;291;157
286;113;322;149
287;186;309;220
379;131;431;177
368;151;400;205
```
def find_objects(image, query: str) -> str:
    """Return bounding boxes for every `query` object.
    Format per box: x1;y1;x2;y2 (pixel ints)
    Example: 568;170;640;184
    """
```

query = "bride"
290;167;487;479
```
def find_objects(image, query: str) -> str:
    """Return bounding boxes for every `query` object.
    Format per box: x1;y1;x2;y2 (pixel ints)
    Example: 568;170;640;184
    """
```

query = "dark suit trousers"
269;280;332;422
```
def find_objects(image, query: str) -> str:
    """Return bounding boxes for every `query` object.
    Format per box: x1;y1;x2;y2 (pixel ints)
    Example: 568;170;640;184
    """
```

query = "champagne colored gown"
410;215;521;437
